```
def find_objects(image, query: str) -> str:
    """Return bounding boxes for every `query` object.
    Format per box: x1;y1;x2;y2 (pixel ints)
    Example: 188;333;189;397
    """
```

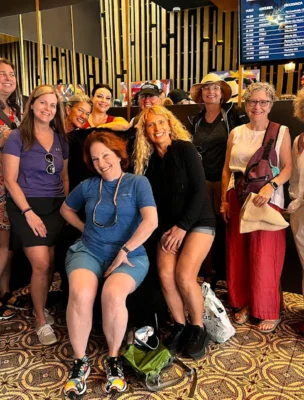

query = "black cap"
168;89;188;104
139;82;161;96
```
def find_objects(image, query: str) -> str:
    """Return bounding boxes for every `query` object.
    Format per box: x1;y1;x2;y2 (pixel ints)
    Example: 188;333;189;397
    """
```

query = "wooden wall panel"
0;2;303;99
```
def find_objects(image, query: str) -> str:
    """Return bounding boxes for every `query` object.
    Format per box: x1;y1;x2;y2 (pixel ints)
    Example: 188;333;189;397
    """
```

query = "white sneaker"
36;324;57;345
33;308;55;326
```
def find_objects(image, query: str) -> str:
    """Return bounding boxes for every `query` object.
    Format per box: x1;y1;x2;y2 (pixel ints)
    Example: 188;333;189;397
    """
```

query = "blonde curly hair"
133;105;192;175
293;88;304;121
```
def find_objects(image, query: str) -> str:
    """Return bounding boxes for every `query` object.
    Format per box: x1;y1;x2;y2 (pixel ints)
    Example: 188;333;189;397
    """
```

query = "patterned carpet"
0;277;304;400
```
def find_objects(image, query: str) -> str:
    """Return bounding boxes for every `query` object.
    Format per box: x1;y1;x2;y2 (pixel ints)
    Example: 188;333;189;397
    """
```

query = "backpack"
122;327;197;397
235;121;281;202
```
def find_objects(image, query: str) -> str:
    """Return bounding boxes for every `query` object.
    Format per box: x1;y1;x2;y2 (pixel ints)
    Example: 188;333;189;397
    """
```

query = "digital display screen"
240;0;304;64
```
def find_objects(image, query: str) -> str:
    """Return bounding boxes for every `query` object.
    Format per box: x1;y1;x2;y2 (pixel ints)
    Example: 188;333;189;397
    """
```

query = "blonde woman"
134;105;215;360
3;85;69;345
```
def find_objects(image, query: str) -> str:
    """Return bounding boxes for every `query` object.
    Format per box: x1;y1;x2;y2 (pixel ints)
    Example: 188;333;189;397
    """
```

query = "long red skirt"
226;189;286;320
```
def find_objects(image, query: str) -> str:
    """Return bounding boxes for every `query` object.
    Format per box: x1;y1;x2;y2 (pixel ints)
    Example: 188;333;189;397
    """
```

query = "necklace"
92;171;124;228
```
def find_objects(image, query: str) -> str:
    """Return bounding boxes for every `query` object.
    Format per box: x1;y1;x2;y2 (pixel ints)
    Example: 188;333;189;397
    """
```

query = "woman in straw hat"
189;73;248;282
288;88;304;333
221;82;292;333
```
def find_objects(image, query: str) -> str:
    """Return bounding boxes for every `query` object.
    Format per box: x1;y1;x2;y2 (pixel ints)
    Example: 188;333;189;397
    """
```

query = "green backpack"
122;339;197;396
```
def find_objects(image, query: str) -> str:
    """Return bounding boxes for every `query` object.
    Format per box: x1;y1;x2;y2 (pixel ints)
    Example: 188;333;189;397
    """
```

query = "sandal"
234;306;250;325
1;292;31;311
257;319;281;334
0;301;16;320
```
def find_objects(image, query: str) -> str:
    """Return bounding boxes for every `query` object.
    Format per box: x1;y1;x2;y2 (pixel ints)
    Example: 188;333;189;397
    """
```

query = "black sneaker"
104;356;127;393
164;322;186;355
183;325;210;360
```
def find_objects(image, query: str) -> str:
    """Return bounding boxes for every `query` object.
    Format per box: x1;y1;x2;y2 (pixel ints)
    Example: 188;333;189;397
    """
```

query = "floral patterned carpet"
0;277;304;400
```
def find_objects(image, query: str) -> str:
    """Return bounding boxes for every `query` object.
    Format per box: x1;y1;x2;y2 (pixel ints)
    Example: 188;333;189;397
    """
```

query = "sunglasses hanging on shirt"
45;153;55;175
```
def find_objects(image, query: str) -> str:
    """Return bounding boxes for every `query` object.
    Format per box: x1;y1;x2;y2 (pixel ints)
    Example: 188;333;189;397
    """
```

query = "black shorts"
6;197;65;250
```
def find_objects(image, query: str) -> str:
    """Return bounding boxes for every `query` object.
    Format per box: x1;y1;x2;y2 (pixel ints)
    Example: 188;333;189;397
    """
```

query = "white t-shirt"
229;123;287;209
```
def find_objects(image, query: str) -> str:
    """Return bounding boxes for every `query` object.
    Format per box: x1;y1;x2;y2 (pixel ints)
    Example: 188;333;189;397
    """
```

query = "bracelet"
21;207;32;215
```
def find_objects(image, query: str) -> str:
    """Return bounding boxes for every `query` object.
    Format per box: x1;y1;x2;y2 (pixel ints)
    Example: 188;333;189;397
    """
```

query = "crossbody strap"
261;121;281;160
0;109;15;129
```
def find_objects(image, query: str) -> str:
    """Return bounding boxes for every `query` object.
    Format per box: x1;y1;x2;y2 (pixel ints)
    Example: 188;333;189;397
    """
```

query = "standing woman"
83;84;129;131
64;94;93;191
64;94;92;134
3;85;69;345
289;88;304;332
189;74;248;281
0;58;23;319
134;105;215;360
221;82;292;333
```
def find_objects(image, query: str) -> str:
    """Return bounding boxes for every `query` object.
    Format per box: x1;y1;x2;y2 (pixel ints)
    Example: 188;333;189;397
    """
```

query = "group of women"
1;55;304;396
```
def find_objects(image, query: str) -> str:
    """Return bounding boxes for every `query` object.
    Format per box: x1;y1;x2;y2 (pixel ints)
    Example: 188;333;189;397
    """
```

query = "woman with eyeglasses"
60;131;157;396
133;106;215;360
3;85;69;345
189;73;248;284
0;58;24;320
83;83;129;131
221;82;292;333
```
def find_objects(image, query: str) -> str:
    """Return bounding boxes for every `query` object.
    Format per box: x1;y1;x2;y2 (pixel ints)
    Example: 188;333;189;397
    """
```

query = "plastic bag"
202;282;235;343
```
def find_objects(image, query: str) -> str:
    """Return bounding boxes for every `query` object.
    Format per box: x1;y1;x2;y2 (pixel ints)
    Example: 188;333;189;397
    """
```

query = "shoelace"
39;324;54;336
70;359;86;379
107;358;123;377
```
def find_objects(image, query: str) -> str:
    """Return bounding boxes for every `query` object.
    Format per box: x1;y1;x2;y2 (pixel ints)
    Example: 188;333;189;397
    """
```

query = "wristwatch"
121;244;131;254
269;181;278;191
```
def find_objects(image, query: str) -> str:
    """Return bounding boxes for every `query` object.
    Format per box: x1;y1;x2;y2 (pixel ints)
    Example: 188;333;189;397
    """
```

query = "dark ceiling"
0;0;94;18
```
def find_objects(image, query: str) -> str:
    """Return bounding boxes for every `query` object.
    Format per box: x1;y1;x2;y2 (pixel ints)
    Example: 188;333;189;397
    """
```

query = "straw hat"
240;193;289;234
190;73;232;104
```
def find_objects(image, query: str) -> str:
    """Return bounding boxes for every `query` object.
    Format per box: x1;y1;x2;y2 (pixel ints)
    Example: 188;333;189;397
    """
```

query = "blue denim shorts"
190;226;216;236
65;240;149;289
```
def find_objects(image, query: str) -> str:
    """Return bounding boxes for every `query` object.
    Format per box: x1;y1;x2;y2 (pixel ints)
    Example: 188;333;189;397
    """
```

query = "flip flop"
234;307;250;325
257;319;281;334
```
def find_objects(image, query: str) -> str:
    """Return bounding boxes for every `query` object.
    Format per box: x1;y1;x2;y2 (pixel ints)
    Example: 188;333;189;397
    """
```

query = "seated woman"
134;105;215;360
83;83;129;131
60;131;157;396
3;85;69;344
221;82;292;333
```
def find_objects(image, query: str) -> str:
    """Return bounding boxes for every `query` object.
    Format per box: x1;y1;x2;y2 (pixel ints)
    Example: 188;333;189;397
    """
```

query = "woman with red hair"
60;131;157;396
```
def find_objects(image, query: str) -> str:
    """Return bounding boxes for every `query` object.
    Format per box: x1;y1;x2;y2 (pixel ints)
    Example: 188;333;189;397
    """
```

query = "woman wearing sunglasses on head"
60;131;157;397
3;85;69;345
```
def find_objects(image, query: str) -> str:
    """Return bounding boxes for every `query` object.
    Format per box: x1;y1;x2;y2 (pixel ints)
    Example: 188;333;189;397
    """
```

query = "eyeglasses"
92;172;123;228
202;84;221;91
247;100;272;107
45;153;55;174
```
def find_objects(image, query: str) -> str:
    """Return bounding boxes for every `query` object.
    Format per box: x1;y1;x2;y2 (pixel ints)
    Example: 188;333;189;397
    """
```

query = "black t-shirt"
192;112;228;182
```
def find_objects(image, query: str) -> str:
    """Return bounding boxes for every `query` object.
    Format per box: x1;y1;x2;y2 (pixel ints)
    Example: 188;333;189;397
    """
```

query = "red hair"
84;131;129;171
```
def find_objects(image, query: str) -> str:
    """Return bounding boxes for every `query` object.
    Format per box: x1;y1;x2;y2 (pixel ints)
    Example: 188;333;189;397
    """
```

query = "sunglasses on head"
45;153;55;174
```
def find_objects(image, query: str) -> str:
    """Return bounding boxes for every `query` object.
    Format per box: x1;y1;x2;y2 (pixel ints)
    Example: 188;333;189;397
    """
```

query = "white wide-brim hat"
240;193;289;234
190;73;232;104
